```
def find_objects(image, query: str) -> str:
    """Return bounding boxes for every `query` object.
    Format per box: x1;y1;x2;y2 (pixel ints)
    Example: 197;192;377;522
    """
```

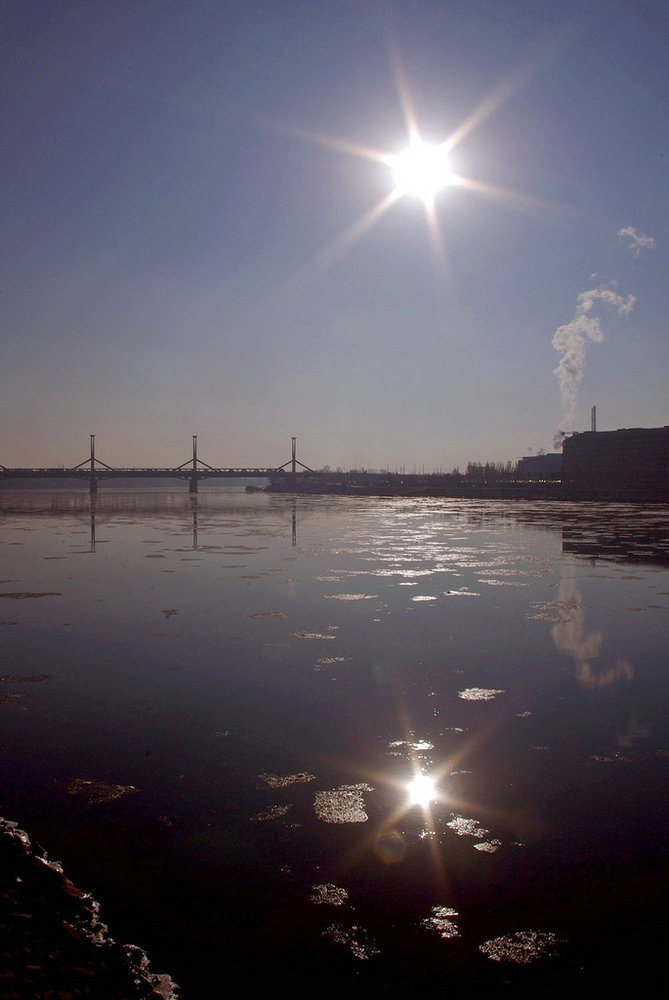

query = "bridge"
0;436;320;493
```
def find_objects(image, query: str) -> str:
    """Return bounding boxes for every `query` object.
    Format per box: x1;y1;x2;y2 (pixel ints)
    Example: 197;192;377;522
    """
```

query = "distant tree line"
464;461;517;482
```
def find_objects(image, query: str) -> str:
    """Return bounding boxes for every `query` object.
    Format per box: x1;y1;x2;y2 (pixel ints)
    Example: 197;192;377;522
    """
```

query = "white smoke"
552;285;636;430
617;225;656;257
552;429;566;451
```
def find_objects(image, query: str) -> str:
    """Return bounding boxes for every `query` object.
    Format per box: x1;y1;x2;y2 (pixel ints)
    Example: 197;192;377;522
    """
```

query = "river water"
1;488;667;994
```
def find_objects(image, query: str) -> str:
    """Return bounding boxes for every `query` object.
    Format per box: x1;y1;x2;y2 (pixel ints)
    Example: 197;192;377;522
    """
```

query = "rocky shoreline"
0;817;179;999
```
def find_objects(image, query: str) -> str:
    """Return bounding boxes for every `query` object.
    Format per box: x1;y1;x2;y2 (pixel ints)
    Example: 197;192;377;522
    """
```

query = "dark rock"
0;817;179;999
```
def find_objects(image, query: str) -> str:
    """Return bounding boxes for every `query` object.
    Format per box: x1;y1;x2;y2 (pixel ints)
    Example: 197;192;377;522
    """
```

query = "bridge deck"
0;468;316;479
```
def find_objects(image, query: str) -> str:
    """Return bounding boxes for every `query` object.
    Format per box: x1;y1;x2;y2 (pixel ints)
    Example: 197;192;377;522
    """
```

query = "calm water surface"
1;489;667;994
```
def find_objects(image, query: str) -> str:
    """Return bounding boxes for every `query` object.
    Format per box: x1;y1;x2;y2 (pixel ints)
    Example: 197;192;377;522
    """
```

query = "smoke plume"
552;285;635;430
617;226;656;257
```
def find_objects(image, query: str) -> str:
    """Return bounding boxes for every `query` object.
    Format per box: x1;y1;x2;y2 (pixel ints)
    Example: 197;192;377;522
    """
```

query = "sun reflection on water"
407;773;438;808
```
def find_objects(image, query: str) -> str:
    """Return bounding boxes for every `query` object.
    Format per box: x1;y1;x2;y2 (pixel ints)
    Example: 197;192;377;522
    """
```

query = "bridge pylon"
70;435;115;493
173;435;219;493
274;437;314;477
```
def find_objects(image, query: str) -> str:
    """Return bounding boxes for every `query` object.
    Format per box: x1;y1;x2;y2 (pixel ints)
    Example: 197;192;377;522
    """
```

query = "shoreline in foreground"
0;816;179;999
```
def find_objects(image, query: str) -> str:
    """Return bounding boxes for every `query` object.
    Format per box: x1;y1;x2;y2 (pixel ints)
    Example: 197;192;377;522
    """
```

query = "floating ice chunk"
323;593;377;600
458;687;505;701
422;905;460;939
314;784;372;823
258;772;315;788
323;922;380;959
311;883;349;906
474;839;502;853
480;929;563;964
446;815;490;838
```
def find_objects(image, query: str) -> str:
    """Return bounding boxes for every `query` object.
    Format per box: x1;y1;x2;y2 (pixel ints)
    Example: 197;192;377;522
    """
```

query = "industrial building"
516;453;562;481
562;426;669;499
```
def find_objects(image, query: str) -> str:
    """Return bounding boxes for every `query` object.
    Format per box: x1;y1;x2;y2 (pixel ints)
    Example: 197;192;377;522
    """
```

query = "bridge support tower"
189;435;199;493
89;435;97;494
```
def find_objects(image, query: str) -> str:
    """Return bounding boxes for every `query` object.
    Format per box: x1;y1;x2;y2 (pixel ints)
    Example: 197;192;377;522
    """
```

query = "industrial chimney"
591;405;597;432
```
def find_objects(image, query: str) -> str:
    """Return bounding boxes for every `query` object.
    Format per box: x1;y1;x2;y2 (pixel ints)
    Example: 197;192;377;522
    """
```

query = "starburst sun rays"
253;40;565;310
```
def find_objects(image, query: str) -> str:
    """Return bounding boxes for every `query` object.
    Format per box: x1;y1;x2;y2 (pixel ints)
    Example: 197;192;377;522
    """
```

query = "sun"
388;139;454;204
255;46;557;301
407;773;438;808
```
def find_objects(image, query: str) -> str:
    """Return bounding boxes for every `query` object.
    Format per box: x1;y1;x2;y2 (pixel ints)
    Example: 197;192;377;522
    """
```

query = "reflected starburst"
370;754;454;881
407;772;438;808
321;717;518;894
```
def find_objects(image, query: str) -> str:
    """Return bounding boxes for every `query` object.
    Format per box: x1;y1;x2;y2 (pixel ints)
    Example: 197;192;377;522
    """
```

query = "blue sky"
3;0;667;471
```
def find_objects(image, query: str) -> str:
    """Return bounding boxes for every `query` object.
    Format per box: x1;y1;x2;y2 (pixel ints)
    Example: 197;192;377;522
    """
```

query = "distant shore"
265;477;669;503
0;476;667;503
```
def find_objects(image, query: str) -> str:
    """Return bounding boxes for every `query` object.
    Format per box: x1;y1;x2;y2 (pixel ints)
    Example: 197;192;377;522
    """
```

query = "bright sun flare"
407;774;437;807
389;140;454;203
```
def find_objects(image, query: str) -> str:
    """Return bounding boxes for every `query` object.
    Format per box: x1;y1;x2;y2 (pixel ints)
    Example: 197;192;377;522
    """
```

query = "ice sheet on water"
446;815;490;839
458;687;505;701
323;922;380;959
323;593;377;600
314;784;372;823
473;839;502;853
311;883;349;906
294;631;336;640
479;929;563;964
258;772;315;789
252;805;292;822
59;779;137;805
422;905;460;939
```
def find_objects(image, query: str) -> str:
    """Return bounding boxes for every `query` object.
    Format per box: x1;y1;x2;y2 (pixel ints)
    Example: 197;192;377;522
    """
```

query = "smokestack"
591;405;597;432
